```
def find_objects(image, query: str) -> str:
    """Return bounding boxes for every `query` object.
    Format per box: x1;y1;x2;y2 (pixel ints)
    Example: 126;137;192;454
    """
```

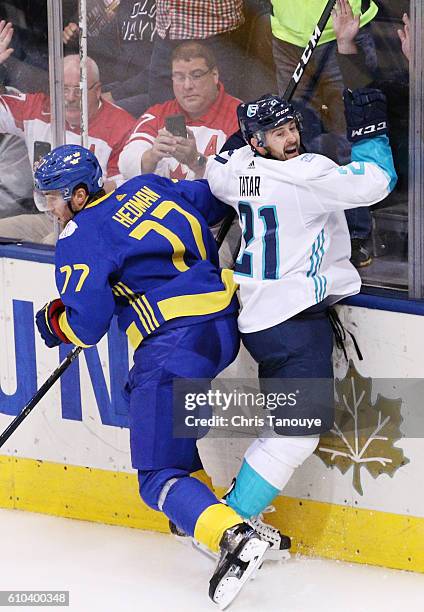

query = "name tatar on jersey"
239;175;261;197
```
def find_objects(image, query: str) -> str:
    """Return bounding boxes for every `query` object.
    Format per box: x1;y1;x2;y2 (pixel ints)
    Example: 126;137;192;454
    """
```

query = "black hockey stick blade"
0;345;82;448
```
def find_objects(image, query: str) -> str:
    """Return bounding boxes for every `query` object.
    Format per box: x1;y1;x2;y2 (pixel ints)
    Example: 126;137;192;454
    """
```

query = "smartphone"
33;141;52;165
165;114;187;138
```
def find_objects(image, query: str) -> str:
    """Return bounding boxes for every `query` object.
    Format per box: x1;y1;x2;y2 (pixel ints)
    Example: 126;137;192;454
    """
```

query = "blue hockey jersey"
55;174;238;348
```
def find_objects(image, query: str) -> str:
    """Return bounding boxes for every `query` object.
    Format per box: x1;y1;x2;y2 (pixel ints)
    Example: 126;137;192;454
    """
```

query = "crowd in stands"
0;0;412;273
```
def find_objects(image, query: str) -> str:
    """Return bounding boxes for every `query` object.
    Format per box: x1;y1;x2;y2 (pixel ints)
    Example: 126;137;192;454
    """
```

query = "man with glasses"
0;42;136;243
148;0;245;103
119;42;240;182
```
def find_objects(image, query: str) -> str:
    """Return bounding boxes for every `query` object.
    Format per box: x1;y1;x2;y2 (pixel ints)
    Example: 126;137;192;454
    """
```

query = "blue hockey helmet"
237;94;303;148
34;144;103;204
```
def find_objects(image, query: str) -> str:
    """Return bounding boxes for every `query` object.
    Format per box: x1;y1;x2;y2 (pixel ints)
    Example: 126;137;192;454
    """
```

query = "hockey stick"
215;0;337;249
0;345;82;448
283;0;338;102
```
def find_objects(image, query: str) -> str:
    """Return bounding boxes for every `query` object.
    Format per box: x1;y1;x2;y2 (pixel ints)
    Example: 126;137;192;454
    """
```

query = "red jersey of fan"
0;91;136;181
119;83;240;180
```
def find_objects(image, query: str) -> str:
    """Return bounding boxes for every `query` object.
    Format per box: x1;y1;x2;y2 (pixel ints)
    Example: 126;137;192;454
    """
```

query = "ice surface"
0;508;423;612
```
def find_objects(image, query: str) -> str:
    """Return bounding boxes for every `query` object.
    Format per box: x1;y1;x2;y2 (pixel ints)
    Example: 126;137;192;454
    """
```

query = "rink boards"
0;247;423;573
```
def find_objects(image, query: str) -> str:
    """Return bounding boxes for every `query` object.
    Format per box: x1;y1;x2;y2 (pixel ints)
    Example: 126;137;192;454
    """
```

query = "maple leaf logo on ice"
315;361;409;495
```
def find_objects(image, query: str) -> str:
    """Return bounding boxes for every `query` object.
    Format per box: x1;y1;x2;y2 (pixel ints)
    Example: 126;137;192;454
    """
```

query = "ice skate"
246;506;291;562
209;523;269;610
223;482;291;562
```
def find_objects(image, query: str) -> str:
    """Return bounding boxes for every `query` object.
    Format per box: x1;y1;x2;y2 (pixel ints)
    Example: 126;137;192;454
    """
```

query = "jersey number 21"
235;202;279;280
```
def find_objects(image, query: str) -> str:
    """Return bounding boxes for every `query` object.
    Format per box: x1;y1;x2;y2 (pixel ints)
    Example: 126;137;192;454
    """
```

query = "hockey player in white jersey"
204;88;397;552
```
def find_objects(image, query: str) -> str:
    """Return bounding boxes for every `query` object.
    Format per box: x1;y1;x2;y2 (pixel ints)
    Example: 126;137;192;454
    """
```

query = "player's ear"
250;136;266;155
72;186;89;211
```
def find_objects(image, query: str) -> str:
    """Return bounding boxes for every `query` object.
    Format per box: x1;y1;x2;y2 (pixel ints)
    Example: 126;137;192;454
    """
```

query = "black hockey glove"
343;87;388;143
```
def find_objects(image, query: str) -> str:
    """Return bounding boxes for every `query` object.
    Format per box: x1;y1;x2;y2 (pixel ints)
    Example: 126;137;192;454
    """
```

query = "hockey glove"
343;87;388;143
35;299;71;348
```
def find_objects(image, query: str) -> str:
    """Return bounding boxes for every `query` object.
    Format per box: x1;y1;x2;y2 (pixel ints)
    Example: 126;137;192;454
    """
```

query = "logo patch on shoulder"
59;220;78;240
301;153;316;163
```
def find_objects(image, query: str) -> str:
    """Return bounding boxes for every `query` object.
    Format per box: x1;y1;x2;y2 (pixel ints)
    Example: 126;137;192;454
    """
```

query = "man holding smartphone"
119;41;240;181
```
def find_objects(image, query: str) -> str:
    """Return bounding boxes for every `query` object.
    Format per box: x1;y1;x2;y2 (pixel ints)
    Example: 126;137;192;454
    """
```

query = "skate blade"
173;533;218;563
263;548;291;562
213;539;269;610
249;547;290;580
191;540;218;562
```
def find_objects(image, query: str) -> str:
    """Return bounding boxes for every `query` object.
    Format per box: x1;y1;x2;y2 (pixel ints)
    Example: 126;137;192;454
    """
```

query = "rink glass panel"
0;0;51;245
0;1;420;293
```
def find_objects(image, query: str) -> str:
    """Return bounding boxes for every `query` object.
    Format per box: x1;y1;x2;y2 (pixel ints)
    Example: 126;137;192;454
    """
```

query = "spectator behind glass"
0;42;136;244
0;130;35;220
148;0;245;103
63;0;156;118
270;0;379;268
0;2;48;92
397;12;411;63
119;41;241;268
271;0;378;162
333;1;410;268
119;42;240;181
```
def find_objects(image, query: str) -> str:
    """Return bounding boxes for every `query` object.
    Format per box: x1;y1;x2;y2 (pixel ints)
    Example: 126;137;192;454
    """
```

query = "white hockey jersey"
205;137;397;333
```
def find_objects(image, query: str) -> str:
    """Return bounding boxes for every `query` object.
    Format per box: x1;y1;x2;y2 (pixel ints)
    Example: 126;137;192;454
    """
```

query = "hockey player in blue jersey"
33;144;269;609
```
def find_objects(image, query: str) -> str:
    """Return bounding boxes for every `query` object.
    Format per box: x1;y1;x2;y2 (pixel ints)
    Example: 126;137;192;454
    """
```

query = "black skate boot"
209;523;268;610
246;506;291;562
223;481;291;562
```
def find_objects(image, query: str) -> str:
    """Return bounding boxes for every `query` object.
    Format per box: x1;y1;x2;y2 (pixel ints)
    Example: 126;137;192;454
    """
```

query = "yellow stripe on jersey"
112;283;152;335
157;269;238;321
84;190;115;210
140;295;160;328
117;281;159;332
135;296;156;331
126;321;143;349
133;295;156;332
113;281;161;334
194;503;241;553
58;311;93;348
